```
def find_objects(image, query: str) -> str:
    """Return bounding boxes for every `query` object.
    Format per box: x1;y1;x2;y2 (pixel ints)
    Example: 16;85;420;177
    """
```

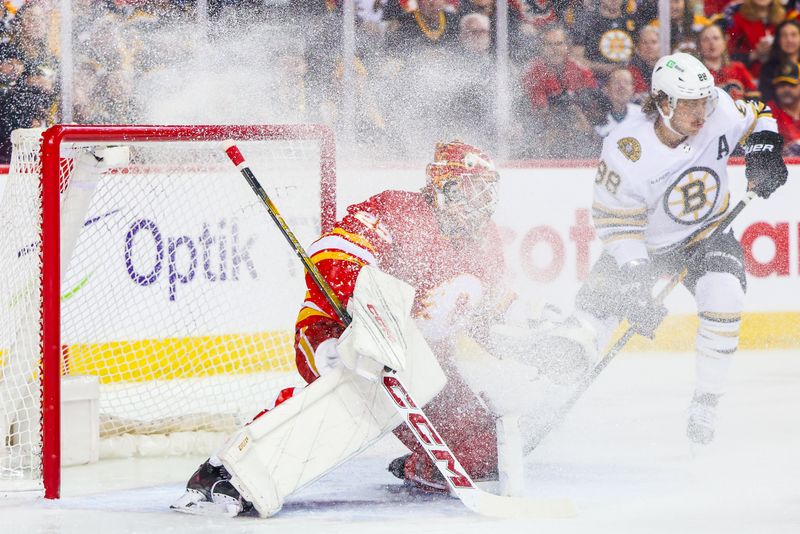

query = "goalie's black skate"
171;459;255;517
388;451;501;494
388;453;411;480
388;452;449;493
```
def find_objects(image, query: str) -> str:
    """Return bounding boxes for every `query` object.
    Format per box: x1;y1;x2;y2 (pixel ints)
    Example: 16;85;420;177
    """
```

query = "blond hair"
641;92;667;121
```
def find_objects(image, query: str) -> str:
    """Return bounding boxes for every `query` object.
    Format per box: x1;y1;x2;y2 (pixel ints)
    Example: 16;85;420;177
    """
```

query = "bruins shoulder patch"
617;137;641;162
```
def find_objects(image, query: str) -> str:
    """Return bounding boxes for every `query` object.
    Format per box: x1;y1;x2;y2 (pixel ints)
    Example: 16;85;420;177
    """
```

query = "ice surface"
3;350;799;533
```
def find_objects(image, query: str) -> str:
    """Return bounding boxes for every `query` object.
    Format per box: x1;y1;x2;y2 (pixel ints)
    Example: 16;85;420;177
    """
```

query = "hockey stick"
523;190;758;454
222;141;575;519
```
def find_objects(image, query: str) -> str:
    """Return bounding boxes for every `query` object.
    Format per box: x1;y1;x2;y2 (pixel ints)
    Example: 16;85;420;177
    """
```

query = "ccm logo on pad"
367;303;397;343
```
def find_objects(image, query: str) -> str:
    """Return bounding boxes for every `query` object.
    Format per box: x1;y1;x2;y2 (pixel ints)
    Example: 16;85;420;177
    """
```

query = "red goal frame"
36;124;336;499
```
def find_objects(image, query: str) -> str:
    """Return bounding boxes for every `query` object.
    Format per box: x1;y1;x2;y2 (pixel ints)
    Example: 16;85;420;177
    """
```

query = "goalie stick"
523;190;758;454
222;140;575;519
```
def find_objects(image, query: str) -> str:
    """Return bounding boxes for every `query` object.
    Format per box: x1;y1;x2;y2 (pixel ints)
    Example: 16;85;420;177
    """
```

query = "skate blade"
688;439;716;459
170;490;239;518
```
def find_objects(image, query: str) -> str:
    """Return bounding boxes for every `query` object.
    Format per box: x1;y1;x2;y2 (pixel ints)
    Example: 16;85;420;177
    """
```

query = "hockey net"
0;125;335;498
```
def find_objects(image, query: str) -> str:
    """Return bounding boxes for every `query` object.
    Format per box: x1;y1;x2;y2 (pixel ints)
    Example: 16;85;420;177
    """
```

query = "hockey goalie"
171;140;593;518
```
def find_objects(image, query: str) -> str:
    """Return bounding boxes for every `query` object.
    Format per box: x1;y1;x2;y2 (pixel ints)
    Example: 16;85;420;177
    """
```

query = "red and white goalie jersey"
294;188;505;384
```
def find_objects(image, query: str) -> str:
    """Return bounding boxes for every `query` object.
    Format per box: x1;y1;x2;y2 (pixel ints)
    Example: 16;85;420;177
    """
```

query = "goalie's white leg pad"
218;321;445;518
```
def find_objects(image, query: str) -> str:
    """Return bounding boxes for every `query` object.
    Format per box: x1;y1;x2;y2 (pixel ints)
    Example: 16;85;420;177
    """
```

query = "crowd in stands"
2;0;800;161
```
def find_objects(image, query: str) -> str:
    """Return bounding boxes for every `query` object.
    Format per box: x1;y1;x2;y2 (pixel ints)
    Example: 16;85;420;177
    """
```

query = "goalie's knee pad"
534;315;598;384
489;314;598;384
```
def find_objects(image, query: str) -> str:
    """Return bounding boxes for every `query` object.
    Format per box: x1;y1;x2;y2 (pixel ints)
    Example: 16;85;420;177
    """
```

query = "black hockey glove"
744;130;788;199
618;260;667;339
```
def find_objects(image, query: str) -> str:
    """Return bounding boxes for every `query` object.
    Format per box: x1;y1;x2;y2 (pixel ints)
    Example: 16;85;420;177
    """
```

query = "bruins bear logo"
663;167;721;225
617;137;641;162
599;29;634;62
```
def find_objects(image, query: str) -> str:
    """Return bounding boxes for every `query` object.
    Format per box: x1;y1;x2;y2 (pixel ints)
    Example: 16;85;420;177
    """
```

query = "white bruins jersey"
593;87;777;266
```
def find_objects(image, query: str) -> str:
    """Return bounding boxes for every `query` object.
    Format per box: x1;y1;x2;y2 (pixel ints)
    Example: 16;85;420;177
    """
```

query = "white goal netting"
0;125;334;495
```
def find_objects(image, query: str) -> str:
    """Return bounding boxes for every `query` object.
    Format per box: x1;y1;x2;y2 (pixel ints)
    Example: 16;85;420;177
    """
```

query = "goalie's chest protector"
600;90;754;254
358;191;504;323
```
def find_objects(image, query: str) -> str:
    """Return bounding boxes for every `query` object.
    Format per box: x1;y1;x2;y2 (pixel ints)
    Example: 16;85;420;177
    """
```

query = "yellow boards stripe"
619;312;800;351
8;313;800;384
64;331;296;383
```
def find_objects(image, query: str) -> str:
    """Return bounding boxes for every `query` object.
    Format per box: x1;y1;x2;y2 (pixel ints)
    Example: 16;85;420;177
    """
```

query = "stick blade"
462;491;576;519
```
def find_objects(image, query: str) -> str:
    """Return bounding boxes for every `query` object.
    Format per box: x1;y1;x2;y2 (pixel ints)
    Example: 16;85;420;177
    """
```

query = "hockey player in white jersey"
575;52;788;445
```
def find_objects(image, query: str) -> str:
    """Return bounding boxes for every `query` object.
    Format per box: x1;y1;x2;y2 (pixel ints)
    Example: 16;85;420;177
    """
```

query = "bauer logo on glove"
744;130;788;199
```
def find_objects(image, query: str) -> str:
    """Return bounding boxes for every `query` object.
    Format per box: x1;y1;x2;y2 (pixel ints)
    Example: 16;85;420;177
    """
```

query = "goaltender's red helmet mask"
425;140;499;236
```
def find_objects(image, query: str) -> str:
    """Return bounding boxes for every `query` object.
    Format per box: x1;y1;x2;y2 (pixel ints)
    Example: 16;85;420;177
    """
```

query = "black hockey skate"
388;451;498;493
388;452;449;493
388;453;411;480
171;459;255;517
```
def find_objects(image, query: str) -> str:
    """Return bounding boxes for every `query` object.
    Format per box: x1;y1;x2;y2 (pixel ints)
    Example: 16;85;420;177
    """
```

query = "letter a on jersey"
717;135;730;160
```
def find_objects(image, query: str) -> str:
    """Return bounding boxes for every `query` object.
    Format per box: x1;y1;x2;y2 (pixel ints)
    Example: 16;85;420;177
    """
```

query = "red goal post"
0;124;336;499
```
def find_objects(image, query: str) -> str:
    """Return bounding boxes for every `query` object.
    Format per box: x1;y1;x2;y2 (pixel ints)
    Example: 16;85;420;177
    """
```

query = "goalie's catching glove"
618;259;666;339
744;130;788;199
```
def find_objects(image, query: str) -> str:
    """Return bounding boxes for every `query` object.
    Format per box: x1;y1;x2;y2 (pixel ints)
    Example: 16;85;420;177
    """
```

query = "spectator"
383;0;460;53
668;0;700;53
458;11;492;56
726;0;785;78
595;67;640;138
521;23;598;157
509;0;579;28
759;19;800;103
0;43;23;93
698;22;760;100
705;0;734;16
638;0;705;52
571;0;641;79
0;1;16;42
522;24;598;110
634;0;658;23
766;61;800;154
355;0;389;28
69;0;138;123
508;0;585;41
507;0;587;63
0;43;52;162
445;12;497;152
314;1;389;61
460;0;503;55
0;3;60;160
628;24;660;100
7;3;58;84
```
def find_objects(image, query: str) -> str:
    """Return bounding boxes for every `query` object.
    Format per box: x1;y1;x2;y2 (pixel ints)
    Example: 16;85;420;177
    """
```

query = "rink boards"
0;161;798;385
